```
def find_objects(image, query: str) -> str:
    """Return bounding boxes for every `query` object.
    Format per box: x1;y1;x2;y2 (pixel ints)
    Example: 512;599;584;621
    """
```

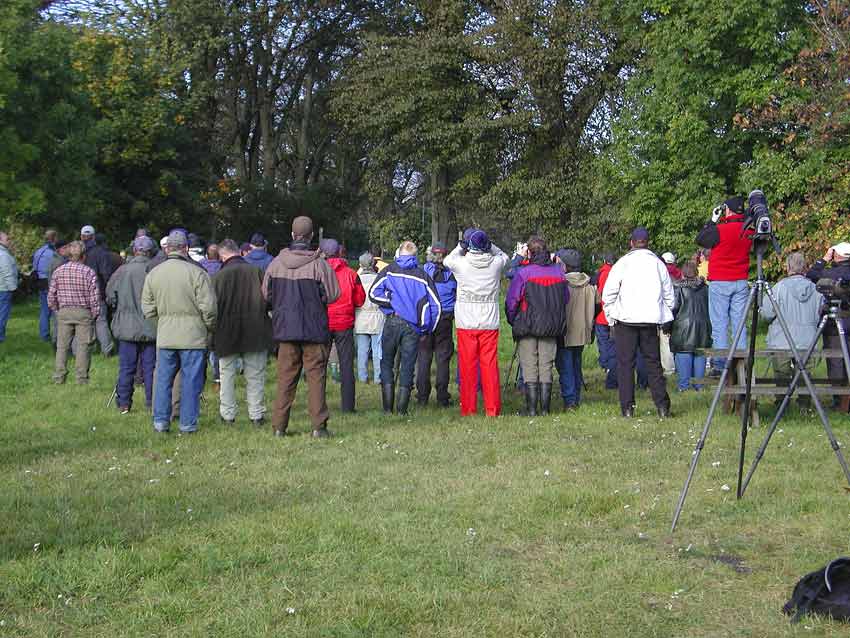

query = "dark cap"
319;238;340;257
431;241;448;254
54;239;68;250
250;232;266;246
725;196;745;214
630;227;650;242
558;248;581;269
603;252;616;264
462;227;478;241
468;229;491;252
292;216;313;237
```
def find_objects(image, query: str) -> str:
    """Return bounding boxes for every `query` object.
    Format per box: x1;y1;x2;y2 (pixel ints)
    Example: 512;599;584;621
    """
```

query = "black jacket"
213;257;273;357
806;259;850;333
670;278;712;353
84;240;117;299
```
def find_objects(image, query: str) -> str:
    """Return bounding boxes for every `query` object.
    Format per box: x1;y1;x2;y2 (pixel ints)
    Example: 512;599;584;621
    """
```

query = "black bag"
784;557;850;623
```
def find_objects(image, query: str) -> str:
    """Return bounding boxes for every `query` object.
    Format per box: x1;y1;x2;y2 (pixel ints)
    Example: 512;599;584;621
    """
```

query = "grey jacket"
106;256;156;342
0;244;18;292
760;275;823;350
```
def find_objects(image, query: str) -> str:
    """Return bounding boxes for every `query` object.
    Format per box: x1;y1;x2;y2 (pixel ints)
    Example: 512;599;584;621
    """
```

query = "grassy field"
2;300;850;637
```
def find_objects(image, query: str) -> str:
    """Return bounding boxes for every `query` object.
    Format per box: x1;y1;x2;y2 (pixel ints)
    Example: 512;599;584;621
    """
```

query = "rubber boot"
540;383;552;416
525;382;539;417
382;383;395;414
396;386;411;416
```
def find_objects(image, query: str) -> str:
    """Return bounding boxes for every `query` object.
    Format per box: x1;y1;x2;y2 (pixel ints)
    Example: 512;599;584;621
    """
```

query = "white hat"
661;251;676;264
832;242;850;257
81;225;95;236
160;236;168;248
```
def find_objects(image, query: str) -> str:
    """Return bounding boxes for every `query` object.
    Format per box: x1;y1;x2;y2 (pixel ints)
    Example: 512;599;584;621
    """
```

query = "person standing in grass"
142;231;217;435
47;241;99;383
369;240;442;416
32;230;57;342
417;241;457;407
443;229;509;417
602;227;674;419
505;236;570;417
80;225;117;356
555;249;596;410
263;216;340;438
354;253;385;385
213;239;272;427
105;236;157;413
668;260;712;393
0;232;19;344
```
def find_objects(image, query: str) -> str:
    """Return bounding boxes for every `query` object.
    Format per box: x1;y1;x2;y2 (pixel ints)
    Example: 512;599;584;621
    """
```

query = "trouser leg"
219;353;239;421
614;324;638;411
73;314;94;383
53;310;73;382
479;330;501;416
273;343;303;432
116;341;139;408
457;329;479;416
371;333;382;383
434;314;454;404
356;333;369;382
303;342;330;429
38;288;51;341
178;349;205;432
153;349;178;430
381;318;401;386
242;351;268;420
141;343;156;406
518;338;539;383
397;323;419;390
334;329;356;412
537;338;557;384
416;332;434;402
638;326;670;411
95;300;113;355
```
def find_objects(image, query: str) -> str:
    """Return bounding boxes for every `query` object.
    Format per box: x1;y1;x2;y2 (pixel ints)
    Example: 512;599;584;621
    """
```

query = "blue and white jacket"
368;255;442;335
424;261;456;314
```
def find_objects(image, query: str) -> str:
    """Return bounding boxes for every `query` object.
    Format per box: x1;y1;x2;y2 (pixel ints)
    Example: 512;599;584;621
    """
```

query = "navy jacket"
244;248;274;272
369;255;442;335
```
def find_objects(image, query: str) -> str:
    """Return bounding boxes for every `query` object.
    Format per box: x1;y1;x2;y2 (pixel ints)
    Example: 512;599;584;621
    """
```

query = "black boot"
396;386;411;415
382;384;395;414
540;383;552;416
525;382;539;417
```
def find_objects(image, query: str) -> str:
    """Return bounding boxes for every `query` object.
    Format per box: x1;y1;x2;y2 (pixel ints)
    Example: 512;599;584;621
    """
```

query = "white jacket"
0;244;18;292
443;243;509;330
602;248;674;325
355;271;385;335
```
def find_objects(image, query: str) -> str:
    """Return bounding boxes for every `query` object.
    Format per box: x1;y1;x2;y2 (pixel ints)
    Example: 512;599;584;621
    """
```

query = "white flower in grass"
711;461;720;467
466;528;477;537
33;543;40;552
286;607;296;615
721;484;731;492
543;470;551;477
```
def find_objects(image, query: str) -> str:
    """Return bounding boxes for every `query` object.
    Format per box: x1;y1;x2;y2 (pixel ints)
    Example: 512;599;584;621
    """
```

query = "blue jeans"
118;340;156;409
356;333;382;383
556;345;584;406
0;290;11;342
596;324;647;389
153;348;206;432
380;315;419;389
709;280;750;369
38;287;52;341
674;352;707;391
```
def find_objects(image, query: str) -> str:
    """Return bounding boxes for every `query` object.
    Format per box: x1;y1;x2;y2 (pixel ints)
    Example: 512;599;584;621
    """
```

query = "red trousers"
456;328;501;416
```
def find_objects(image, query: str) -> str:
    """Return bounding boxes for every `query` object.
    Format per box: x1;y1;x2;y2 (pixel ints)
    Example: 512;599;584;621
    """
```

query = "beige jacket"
564;272;596;346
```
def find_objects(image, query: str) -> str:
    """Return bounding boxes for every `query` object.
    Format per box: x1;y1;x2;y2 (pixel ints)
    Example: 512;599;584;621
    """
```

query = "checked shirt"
48;261;100;317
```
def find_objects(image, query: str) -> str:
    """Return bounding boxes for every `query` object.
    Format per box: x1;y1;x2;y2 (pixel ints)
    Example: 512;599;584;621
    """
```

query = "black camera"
817;278;850;303
743;190;773;237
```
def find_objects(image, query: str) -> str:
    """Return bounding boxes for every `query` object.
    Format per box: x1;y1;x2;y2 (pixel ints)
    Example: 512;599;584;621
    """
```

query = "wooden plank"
719;387;850;395
706;349;846;358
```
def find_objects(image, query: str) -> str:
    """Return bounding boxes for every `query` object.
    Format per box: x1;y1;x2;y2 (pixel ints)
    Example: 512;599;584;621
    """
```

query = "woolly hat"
468;229;491;252
319;238;340;257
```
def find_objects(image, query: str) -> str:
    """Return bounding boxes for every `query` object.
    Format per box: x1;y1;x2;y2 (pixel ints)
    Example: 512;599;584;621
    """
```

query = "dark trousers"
117;340;156;409
825;333;850;406
416;313;454;403
330;328;356;412
613;323;670;412
556;345;584;406
595;324;618;389
381;315;419;389
273;341;330;432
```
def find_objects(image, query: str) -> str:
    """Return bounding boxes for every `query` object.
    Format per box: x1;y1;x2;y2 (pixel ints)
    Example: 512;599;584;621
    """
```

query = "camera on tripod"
816;278;850;304
742;190;775;239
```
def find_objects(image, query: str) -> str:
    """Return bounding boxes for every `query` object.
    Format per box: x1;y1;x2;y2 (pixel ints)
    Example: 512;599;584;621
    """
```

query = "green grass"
1;300;850;636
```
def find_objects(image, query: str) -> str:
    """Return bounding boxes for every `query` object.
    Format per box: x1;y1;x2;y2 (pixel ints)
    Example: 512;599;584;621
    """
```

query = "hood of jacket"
328;257;349;272
278;248;320;270
565;271;590;288
785;274;816;303
466;250;495;269
395;254;418;270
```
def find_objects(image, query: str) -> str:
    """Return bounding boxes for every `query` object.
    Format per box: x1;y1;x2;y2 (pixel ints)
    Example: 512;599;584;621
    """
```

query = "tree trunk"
430;166;456;248
295;71;314;191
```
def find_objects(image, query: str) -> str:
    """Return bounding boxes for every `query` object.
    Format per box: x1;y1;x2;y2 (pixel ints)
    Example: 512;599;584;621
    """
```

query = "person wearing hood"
354;253;385;384
602;228;674;418
244;233;274;272
80;225;116;356
662;252;683;281
506;236;570;416
321;238;366;413
417;241;457;407
807;241;850;408
263;217;340;437
443;230;509;416
763;252;824;406
668;260;712;392
369;241;442;415
105;236;157;413
555;249;595;410
696;196;753;374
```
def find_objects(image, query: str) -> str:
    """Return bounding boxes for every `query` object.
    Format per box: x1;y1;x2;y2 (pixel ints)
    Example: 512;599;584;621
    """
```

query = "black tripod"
671;242;850;531
740;298;850;495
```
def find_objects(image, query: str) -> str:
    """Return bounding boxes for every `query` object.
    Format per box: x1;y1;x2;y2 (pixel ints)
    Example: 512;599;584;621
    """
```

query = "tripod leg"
762;287;850;487
737;284;761;499
741;315;828;495
671;284;759;532
836;320;850;406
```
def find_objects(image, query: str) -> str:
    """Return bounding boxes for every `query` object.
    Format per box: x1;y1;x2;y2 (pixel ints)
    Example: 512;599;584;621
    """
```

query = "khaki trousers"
54;307;94;383
518;337;557;384
273;342;330;432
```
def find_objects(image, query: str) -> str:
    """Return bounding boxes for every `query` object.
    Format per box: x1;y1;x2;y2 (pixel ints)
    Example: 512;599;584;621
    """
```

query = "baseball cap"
250;232;266;246
832;242;850;258
468;229;491;252
81;225;95;236
166;230;188;249
630;227;650;242
725;196;745;214
292;216;313;237
431;241;448;254
661;251;676;264
133;236;155;253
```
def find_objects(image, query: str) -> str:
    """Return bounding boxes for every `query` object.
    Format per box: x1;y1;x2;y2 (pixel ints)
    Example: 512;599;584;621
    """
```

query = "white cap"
661;251;676;264
832;242;850;257
81;225;95;236
160;236;168;248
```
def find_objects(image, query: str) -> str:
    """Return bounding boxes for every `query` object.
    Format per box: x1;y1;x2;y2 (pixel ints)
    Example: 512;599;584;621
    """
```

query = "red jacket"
327;257;366;332
595;262;613;326
703;214;752;281
666;263;682;281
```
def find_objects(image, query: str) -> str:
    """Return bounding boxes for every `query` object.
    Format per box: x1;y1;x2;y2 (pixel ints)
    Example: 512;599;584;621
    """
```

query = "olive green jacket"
141;254;217;349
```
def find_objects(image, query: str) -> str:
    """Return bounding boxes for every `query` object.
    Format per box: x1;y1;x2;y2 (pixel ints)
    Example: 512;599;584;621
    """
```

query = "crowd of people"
1;198;849;435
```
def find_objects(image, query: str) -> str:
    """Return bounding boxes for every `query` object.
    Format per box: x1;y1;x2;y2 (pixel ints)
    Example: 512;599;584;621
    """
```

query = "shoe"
382;383;395;414
658;405;671;419
437;398;450;408
417;396;429;407
251;417;265;428
540;383;552;416
563;400;578;411
622;404;636;418
119;406;130;415
396;386;412;416
312;426;332;438
220;416;235;425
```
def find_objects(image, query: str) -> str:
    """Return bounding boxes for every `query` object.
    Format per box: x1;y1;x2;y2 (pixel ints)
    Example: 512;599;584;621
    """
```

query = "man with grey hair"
368;240;442;414
762;251;824;407
0;231;19;343
142;231;217;434
106;235;158;413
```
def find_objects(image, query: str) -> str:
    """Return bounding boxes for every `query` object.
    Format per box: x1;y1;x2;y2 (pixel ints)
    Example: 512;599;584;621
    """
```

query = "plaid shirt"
48;261;100;317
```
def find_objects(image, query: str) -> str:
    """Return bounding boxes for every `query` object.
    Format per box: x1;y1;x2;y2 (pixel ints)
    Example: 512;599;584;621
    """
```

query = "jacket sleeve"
105;266;122;309
491;244;509;271
504;272;524;324
195;271;217;332
601;263;623;323
368;269;392;310
352;274;366;309
319;261;341;304
47;272;58;311
420;275;443;333
443;245;463;272
505;254;523;280
141;276;157;320
759;281;778;322
806;260;827;284
696;222;720;249
672;287;682;317
88;271;101;318
660;265;675;311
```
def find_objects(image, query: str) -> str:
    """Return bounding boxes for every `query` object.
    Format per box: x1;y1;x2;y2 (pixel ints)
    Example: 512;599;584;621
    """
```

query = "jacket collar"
222;256;246;269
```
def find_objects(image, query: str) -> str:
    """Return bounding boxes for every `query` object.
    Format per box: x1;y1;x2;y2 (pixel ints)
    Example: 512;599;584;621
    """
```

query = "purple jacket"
505;262;570;339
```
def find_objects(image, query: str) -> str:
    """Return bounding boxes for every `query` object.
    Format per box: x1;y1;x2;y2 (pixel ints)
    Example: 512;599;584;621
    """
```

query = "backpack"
784;558;850;623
